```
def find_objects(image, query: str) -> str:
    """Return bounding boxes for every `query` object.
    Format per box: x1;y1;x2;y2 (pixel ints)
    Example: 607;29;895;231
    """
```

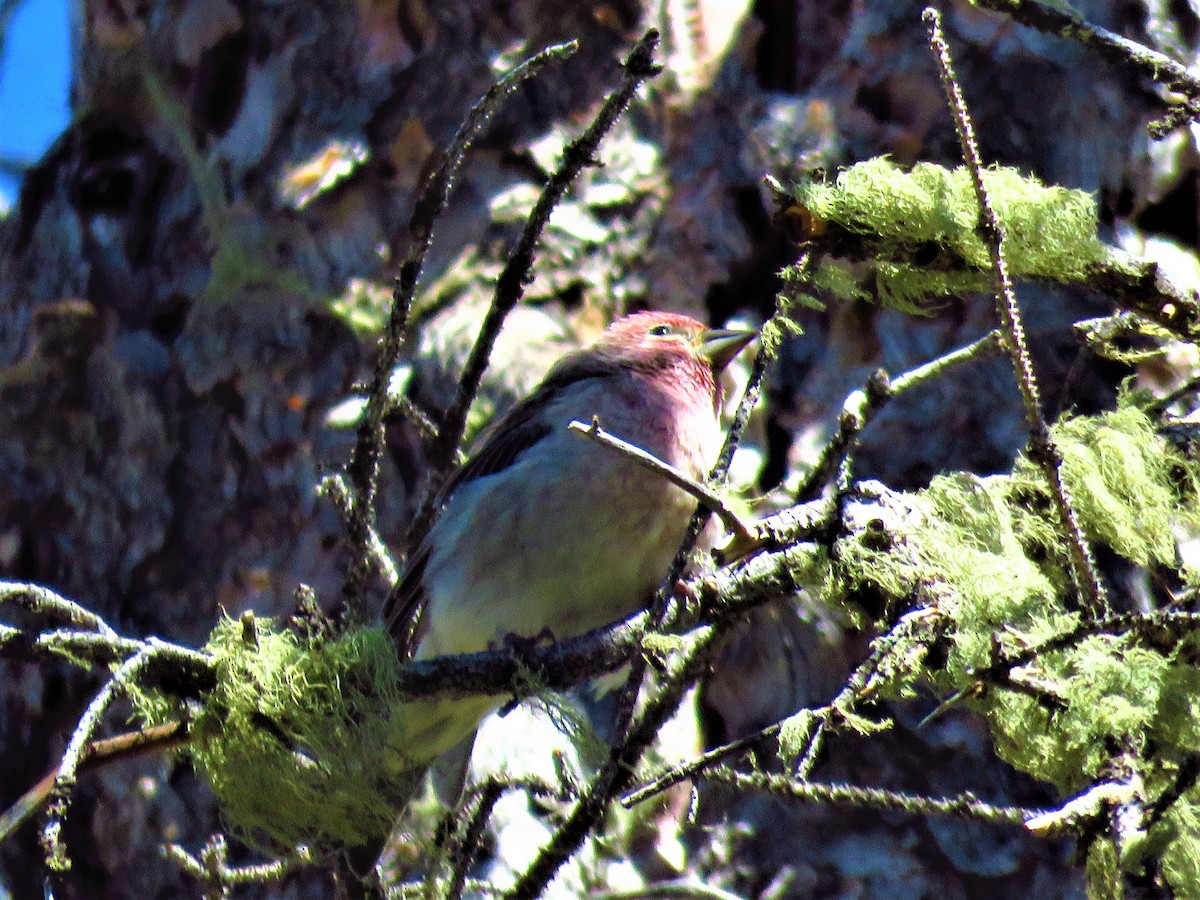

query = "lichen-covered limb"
42;647;156;871
703;766;1038;827
164;835;312;892
777;159;1200;344
0;581;117;638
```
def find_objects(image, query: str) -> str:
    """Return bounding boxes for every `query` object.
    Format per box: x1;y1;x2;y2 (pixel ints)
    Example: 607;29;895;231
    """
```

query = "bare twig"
1025;779;1138;836
796;330;1002;501
924;7;1108;617
1148;372;1200;416
435;775;575;900
790;326;1005;600
394;541;820;704
509;623;734;898
340;40;578;613
568;417;758;548
735;498;828;560
588;883;749;900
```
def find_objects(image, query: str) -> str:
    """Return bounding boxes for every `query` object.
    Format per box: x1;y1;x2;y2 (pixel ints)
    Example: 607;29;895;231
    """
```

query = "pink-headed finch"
382;311;755;768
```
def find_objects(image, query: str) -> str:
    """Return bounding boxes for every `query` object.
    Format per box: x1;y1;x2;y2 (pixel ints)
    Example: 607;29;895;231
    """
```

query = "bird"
380;310;756;771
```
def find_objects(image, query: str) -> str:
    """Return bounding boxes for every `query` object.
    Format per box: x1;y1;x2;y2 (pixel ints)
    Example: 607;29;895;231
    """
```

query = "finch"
382;310;756;768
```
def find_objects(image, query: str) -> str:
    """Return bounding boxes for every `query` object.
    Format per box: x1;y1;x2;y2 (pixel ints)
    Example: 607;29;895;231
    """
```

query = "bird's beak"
698;326;757;372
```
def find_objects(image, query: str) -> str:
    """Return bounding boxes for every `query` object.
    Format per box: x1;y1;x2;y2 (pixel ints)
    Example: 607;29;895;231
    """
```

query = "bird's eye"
648;324;673;337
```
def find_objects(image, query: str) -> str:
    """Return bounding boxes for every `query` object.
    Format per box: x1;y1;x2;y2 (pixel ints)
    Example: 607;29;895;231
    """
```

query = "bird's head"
590;311;757;379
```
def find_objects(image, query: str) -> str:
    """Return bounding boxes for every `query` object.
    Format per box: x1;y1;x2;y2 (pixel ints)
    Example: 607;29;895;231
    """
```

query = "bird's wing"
384;362;616;654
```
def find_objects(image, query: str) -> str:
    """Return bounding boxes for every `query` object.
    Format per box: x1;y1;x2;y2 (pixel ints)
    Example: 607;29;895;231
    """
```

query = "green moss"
1162;790;1200;894
131;618;414;852
832;404;1200;794
1086;837;1122;900
783;158;1113;308
821;401;1200;895
992;639;1168;790
1013;406;1200;567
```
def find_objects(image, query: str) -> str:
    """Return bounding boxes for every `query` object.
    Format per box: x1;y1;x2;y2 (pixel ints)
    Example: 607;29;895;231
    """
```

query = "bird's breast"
416;373;720;660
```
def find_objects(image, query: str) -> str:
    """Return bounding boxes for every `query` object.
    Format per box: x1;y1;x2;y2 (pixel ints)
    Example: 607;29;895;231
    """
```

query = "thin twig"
621;606;941;807
733;498;828;561
392;541;820;703
703;767;1039;827
588;882;749;900
319;473;400;587
340;40;578;613
924;7;1107;617
166;835;312;896
568;417;758;547
434;773;577;899
1025;778;1138;837
621;724;785;809
509;623;734;898
441;781;505;900
1148;372;1200;416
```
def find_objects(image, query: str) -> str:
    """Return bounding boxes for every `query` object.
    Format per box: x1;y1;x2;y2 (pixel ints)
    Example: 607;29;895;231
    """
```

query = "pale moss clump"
829;403;1200;891
833;405;1200;780
131;618;413;852
785;158;1113;309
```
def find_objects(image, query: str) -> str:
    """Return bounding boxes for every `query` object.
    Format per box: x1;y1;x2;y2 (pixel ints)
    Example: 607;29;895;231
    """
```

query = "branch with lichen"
4;386;1197;889
703;766;1038;827
772;162;1200;343
0;532;826;859
165;835;312;897
8;7;1200;896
